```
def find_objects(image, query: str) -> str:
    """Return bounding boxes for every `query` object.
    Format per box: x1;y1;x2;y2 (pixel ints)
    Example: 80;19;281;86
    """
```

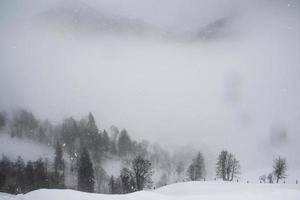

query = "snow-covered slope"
8;181;300;200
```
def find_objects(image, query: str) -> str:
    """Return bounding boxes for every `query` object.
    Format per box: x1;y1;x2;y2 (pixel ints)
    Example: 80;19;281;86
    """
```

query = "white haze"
0;0;300;173
0;133;54;161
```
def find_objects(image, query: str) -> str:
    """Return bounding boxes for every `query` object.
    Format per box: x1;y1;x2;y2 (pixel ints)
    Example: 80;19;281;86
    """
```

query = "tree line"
0;109;291;195
0;142;65;194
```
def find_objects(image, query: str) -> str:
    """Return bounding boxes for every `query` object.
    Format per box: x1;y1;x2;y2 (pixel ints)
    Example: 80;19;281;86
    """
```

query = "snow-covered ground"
0;193;14;200
4;181;300;200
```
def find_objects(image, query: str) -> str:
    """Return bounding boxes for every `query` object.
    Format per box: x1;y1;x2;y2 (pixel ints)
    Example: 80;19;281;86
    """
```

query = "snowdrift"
8;181;300;200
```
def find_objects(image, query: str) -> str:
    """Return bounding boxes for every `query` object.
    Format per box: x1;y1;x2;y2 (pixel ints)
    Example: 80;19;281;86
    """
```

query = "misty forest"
0;109;243;193
0;0;300;200
0;108;293;194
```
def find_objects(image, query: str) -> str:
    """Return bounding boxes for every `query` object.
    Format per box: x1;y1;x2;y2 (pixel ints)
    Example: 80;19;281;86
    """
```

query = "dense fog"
0;0;300;179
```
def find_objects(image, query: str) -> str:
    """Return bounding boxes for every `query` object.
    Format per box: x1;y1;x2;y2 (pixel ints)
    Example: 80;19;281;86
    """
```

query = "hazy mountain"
32;0;151;35
196;16;233;40
31;0;234;40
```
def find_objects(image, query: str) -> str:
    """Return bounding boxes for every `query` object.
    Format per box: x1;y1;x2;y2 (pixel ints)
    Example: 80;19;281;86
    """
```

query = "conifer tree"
118;129;132;157
187;152;205;181
34;158;49;189
54;141;65;188
14;156;26;193
25;161;35;192
120;167;135;193
78;147;94;192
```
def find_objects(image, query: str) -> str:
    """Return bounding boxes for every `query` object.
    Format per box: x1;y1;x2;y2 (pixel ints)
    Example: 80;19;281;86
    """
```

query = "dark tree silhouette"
10;109;39;138
84;113;99;152
109;176;122;194
131;156;153;191
101;130;110;152
0;110;6;128
0;156;11;192
25;161;35;192
273;156;287;183
14;156;26;193
53;141;65;188
120;167;135;193
34;158;49;189
187;152;205;181
78;147;94;192
61;117;79;154
216;150;241;181
118;129;132;157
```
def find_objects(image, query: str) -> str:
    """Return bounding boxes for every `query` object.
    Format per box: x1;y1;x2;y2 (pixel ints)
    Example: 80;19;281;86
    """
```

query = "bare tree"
131;156;153;191
228;155;240;181
273;156;287;183
216;150;241;181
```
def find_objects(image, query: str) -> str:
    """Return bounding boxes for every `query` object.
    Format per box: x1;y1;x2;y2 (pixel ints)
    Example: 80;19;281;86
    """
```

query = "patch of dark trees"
0;142;65;194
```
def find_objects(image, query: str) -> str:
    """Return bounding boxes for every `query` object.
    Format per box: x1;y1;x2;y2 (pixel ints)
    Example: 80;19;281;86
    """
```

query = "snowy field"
3;181;300;200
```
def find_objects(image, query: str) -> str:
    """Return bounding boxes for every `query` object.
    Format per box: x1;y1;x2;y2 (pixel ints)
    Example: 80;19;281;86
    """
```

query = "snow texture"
6;181;300;200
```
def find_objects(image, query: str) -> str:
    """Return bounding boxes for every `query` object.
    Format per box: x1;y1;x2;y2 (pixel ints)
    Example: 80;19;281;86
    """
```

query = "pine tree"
78;147;94;192
25;161;35;192
14;156;26;193
102;130;110;152
85;112;99;146
120;167;135;193
80;112;101;161
10;109;39;139
216;150;228;180
34;158;49;189
53;141;65;188
0;111;6;128
187;152;205;181
109;176;115;194
87;112;98;134
61;117;79;154
109;176;122;194
94;164;109;193
0;156;11;191
118;129;132;157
